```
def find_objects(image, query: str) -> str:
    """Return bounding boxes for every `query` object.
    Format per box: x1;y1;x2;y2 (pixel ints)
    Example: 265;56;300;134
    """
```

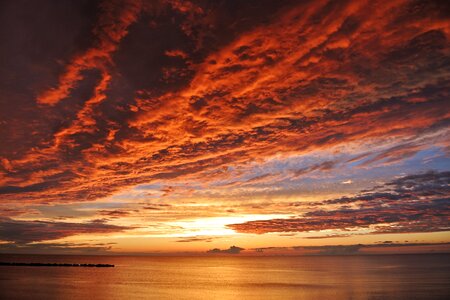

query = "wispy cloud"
254;242;450;255
0;217;133;244
229;171;450;234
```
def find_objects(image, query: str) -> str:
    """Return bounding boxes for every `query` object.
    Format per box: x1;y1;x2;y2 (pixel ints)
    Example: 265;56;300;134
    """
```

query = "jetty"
0;262;114;267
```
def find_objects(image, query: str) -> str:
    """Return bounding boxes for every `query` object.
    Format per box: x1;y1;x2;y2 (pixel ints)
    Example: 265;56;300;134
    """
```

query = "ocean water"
0;254;449;299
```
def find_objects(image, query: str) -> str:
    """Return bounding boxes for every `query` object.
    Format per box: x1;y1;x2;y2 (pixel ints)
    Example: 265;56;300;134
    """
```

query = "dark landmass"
0;262;114;267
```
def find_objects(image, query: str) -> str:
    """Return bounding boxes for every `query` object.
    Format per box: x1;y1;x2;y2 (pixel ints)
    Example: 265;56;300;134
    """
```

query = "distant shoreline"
0;262;114;267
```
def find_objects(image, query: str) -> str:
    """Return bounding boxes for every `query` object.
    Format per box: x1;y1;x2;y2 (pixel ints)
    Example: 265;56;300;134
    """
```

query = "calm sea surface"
0;254;449;299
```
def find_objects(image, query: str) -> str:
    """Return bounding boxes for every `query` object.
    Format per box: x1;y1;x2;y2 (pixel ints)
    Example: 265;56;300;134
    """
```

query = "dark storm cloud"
0;217;133;244
228;171;450;234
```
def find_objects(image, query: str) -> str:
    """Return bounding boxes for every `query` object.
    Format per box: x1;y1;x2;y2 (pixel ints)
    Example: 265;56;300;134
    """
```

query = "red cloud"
36;0;142;105
0;0;449;208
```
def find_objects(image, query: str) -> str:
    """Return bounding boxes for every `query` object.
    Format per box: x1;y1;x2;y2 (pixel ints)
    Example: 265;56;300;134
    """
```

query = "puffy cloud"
207;245;244;254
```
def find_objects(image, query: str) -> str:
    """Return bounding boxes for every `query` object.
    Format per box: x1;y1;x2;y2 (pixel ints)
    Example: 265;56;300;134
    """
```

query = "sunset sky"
0;0;449;255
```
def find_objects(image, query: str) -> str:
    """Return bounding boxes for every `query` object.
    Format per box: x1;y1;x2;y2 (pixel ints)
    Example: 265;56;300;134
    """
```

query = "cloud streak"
228;171;450;234
0;217;133;244
254;242;450;255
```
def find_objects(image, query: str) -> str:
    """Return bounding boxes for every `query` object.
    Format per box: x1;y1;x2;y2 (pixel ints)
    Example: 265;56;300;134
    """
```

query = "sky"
0;0;449;255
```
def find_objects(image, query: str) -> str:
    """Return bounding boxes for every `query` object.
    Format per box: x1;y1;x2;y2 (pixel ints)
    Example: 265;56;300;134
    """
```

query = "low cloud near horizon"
207;246;245;254
228;171;450;235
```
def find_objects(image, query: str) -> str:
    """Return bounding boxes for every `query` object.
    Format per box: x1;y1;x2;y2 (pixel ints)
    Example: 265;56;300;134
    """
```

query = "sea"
0;254;449;299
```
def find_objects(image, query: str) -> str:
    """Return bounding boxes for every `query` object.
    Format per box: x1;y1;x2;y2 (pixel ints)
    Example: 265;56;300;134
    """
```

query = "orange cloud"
36;0;142;105
1;0;449;210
